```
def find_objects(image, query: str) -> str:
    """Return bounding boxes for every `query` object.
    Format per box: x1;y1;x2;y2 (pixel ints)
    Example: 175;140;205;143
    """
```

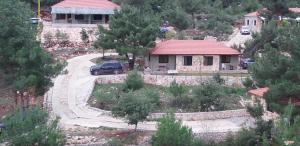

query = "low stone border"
148;109;249;121
96;74;246;87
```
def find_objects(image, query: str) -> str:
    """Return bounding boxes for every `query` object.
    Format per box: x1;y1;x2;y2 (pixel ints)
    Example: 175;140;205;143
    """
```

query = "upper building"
51;0;120;25
244;7;300;32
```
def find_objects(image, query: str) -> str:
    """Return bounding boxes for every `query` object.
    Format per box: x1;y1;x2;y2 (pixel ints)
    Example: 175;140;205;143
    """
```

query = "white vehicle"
240;26;251;35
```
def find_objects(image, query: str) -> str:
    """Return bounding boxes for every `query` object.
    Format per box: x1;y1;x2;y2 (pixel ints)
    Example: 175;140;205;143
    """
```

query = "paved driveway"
45;53;254;133
225;28;253;47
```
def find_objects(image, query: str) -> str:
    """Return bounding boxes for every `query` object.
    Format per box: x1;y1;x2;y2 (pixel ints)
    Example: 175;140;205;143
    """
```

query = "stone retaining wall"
95;74;250;121
96;74;246;87
148;109;249;121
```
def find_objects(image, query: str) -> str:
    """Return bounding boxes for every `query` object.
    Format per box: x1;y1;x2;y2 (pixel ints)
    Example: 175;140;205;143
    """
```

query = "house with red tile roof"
244;8;267;32
244;7;300;32
147;40;241;73
51;0;119;25
248;87;269;111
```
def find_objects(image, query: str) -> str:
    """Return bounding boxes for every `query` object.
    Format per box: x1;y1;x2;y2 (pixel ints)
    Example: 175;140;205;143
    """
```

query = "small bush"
80;28;89;44
124;70;144;91
177;31;187;40
43;32;54;47
55;30;69;46
192;82;224;112
169;80;187;98
213;73;225;84
171;95;193;110
243;77;254;89
0;107;65;146
152;113;201;146
105;138;123;146
145;89;160;106
247;103;263;119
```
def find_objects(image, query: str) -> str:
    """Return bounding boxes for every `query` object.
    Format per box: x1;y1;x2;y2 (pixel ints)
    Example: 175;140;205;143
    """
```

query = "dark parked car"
90;60;123;75
240;58;255;69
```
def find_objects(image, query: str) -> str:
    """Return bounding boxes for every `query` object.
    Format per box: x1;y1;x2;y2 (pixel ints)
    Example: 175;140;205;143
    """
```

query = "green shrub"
55;30;69;46
0;107;65;146
247;103;263;119
171;95;193;110
106;138;123;146
152;113;195;146
112;92;150;130
192;82;224;111
80;28;89;44
169;80;187;98
145;89;161;106
124;70;144;91
177;31;187;40
213;73;225;84
242;77;254;89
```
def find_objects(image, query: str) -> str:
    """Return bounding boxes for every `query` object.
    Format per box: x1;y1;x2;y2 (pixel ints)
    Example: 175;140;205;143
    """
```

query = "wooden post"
38;0;41;18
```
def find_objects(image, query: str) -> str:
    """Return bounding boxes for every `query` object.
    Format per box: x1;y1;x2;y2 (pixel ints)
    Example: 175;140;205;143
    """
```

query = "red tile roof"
248;87;269;97
245;11;260;17
150;40;241;55
52;0;119;9
245;8;267;17
246;8;300;17
289;8;300;13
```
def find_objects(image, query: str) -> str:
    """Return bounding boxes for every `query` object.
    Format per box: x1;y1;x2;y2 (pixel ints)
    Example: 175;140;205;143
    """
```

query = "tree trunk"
135;123;137;131
192;13;195;29
102;49;105;59
20;92;25;120
126;53;136;70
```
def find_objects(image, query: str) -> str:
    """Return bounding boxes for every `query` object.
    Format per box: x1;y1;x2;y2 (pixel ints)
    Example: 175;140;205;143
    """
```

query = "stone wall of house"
148;55;176;71
175;55;220;73
148;109;249;121
244;16;263;32
96;74;246;87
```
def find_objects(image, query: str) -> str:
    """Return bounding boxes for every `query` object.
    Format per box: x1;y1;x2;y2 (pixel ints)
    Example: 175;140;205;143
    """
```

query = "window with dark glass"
254;20;257;26
183;56;193;66
75;14;84;20
221;56;231;63
204;56;213;66
56;14;65;20
159;55;169;63
93;15;102;20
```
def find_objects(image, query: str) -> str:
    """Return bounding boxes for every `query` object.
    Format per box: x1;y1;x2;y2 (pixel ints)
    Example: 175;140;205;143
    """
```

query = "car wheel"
94;71;100;75
114;70;119;74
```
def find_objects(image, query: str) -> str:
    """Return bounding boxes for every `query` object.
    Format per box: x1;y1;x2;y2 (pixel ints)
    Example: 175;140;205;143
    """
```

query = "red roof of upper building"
245;8;267;17
245;11;260;17
245;7;300;17
289;8;300;13
150;40;241;55
52;0;119;9
248;87;269;97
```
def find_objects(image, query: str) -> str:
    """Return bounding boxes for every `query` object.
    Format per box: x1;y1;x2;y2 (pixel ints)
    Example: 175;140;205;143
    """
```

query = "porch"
52;13;110;24
148;55;240;73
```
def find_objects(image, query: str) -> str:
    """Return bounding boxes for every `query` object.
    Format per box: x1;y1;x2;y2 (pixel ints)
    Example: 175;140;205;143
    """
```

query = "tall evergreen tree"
94;5;159;69
179;0;203;28
0;0;63;108
250;22;300;114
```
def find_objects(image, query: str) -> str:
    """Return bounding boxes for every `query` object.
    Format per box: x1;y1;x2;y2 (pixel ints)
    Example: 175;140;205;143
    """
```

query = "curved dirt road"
45;53;253;133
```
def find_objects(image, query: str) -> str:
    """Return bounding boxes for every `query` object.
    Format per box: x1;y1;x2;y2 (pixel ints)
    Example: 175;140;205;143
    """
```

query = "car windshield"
245;59;254;62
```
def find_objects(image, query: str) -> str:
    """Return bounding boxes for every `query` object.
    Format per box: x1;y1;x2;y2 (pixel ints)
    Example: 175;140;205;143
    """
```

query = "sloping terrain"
0;73;14;117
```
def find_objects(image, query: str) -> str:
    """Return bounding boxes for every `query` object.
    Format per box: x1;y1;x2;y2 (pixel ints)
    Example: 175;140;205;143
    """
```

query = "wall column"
52;14;56;23
88;15;92;24
102;15;106;24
